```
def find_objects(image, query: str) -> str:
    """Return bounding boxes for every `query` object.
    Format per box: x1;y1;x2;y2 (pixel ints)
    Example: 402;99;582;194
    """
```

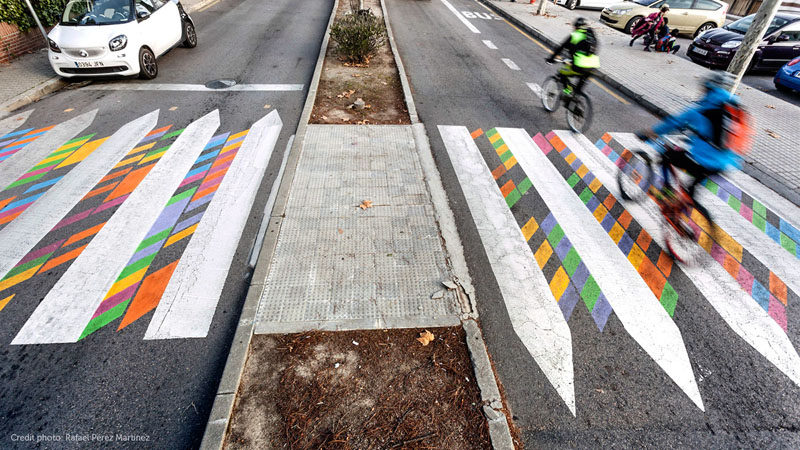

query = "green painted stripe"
5;173;45;189
581;276;600;311
65;133;96;145
4;253;51;279
499;150;513;163
705;179;719;195
579;187;593;204
753;214;766;232
79;300;130;340
29;159;64;172
135;228;172;252
161;128;185;140
143;145;169;159
486;128;497;137
116;254;156;281
562;247;580;277
505;189;522;208
752;199;767;218
781;232;797;255
728;195;741;212
660;281;678;317
547;224;565;247
166;186;197;206
492;139;505;150
518;177;533;195
567;173;580;188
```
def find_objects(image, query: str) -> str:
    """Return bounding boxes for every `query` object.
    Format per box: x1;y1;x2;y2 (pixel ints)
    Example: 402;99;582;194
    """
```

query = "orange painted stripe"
0;196;15;211
638;258;666;297
549;135;566;152
500;179;515;198
211;152;236;169
618;210;633;229
104;165;154;203
83;183;117;201
601;133;612;143
471;128;484;139
64;222;106;247
147;125;172;137
656;251;673;278
636;231;652;252
98;167;133;185
723;254;740;280
39;244;88;273
491;164;506;180
603;193;616;211
118;260;179;330
770;272;788;306
192;185;219;202
0;211;23;225
4;126;53;147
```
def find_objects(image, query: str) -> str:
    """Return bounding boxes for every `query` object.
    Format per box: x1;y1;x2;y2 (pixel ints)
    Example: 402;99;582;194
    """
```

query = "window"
61;0;132;25
694;0;721;10
778;31;800;42
668;0;695;10
135;0;157;14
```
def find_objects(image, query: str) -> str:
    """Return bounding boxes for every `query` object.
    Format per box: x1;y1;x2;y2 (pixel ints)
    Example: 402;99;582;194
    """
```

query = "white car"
556;0;620;10
47;0;197;79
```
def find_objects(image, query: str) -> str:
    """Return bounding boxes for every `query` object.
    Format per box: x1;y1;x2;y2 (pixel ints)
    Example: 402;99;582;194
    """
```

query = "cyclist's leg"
574;68;591;97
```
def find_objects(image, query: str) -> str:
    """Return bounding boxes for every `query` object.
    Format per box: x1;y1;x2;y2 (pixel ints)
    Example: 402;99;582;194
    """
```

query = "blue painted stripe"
186;162;212;178
0;128;33;141
24;176;63;194
0;192;45;212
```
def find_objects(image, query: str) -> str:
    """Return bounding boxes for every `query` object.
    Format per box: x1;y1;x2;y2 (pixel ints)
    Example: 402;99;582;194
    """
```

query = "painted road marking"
0;110;97;191
12;111;219;345
440;0;480;34
526;82;542;99
482;39;498;49
461;11;502;20
0;110;34;139
0;111;158;286
83;83;304;92
502;58;520;70
145;110;282;340
558;131;800;388
438;125;576;415
502;127;704;410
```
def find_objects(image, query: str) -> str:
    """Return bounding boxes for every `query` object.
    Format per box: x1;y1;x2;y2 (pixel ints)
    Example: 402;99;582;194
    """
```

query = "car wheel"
694;22;716;38
138;47;158;80
625;16;643;34
775;82;791;93
183;21;197;48
567;0;578;9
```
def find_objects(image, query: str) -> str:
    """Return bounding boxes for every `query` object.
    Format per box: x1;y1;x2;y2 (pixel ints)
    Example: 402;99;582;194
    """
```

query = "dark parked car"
687;13;800;70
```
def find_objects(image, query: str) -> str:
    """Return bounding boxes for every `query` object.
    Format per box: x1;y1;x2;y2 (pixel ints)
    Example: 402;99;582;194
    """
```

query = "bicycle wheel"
541;77;562;113
617;150;653;202
664;214;703;265
566;94;593;133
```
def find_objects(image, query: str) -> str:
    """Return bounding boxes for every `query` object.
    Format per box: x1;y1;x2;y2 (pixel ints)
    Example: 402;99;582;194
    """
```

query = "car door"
760;22;800;69
152;0;182;52
663;0;700;34
134;0;162;53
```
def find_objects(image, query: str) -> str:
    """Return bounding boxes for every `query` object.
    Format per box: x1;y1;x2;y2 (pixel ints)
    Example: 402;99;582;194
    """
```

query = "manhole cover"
205;79;237;89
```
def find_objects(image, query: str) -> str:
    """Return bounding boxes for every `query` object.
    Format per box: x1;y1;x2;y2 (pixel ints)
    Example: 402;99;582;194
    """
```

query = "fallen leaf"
264;104;271;109
169;106;178;111
359;200;373;210
352;74;361;77
766;105;775;109
595;388;605;394
417;330;434;346
765;129;780;139
338;228;343;234
431;290;445;299
322;115;329;121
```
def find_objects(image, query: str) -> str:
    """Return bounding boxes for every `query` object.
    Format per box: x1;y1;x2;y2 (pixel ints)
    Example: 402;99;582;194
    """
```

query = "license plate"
693;48;709;56
75;61;104;68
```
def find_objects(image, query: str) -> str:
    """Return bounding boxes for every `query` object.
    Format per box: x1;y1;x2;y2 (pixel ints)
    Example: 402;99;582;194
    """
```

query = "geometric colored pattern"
542;132;679;317
596;133;794;331
0;125;53;163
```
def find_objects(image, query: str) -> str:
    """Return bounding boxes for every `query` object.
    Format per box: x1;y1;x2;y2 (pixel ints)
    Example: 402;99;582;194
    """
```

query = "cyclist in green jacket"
545;17;600;97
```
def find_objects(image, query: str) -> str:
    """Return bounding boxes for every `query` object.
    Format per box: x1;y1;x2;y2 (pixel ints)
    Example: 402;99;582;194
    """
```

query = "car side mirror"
776;34;790;42
137;10;150;21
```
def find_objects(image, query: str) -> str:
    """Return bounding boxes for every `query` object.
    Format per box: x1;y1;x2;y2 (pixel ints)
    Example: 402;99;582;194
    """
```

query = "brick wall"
0;22;46;64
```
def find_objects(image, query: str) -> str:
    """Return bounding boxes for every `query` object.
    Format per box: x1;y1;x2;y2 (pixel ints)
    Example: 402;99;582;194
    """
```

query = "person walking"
629;5;670;48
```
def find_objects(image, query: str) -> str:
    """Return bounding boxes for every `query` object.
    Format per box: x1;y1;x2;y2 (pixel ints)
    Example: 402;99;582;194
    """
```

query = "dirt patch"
311;0;411;125
224;327;491;449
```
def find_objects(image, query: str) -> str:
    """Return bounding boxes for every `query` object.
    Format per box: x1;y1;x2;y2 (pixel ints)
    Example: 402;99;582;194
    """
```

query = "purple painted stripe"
197;174;223;192
93;194;129;215
0;139;14;147
206;159;232;179
54;208;93;231
128;240;167;268
185;192;214;213
173;211;203;233
92;283;140;318
18;239;66;266
178;171;207;188
710;174;742;200
145;196;192;239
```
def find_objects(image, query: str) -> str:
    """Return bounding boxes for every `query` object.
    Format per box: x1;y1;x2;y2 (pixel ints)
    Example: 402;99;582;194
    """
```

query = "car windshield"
61;0;133;25
724;15;791;35
631;0;654;5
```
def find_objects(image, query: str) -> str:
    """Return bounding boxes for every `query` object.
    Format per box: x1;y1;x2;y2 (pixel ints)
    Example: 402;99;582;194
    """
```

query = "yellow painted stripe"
495;143;509;155
488;133;502;144
0;266;41;292
164;223;198;247
57;138;108;168
138;150;167;165
503;156;517;170
126;142;156;156
549;266;570;300
105;267;148;299
228;130;249;141
521;217;539;241
220;143;242;155
114;154;146;169
0;294;13;312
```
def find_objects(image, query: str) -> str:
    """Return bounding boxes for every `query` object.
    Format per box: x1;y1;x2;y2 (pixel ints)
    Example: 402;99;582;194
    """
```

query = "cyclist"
545;17;600;98
636;71;746;219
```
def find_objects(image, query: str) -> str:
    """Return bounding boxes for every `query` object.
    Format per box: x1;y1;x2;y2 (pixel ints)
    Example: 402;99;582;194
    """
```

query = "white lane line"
501;58;520;70
560;130;800;388
438;125;576;415
12;110;219;345
0;110;97;191
440;0;480;34
501;127;704;411
526;82;542;99
0;110;34;138
611;133;800;298
145;110;283;340
83;83;305;92
482;39;497;49
612;132;800;230
0;110;158;288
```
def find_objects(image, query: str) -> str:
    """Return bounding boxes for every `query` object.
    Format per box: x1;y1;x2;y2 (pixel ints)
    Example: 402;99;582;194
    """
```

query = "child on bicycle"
545;17;600;98
636;71;749;216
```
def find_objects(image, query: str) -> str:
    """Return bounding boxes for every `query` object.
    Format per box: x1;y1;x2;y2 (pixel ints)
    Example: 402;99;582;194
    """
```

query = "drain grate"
205;79;237;89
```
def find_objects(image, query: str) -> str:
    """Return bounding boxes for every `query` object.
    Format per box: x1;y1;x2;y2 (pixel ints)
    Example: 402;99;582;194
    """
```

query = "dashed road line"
502;58;520;70
526;82;542;99
482;39;497;49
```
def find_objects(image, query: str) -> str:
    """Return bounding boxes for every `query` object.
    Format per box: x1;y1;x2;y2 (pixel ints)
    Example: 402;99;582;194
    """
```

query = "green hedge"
0;0;70;32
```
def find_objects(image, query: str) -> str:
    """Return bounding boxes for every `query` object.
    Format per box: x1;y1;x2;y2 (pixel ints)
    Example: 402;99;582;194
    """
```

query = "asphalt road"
0;0;332;447
387;0;800;446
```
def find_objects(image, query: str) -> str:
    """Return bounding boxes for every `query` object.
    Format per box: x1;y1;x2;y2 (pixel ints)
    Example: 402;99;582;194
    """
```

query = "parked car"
556;0;619;11
687;13;800;70
600;0;727;37
774;56;800;92
47;0;197;79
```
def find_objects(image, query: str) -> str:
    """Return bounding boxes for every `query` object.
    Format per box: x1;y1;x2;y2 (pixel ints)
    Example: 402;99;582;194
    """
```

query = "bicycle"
541;59;594;133
615;137;715;265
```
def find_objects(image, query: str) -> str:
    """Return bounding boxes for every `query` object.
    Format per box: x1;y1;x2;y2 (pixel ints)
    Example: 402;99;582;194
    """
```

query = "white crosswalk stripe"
12;110;219;345
0;110;97;191
438;125;576;415
145;110;282;340
0;110;34;139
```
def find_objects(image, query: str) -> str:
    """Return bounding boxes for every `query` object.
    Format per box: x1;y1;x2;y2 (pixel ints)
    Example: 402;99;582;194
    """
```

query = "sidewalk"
483;0;800;204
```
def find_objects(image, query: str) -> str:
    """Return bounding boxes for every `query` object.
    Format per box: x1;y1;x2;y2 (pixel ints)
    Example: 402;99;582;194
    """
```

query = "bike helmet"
703;70;735;92
574;17;589;29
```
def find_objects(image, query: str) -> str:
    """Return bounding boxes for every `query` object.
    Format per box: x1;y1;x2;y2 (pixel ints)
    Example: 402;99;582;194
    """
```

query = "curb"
0;77;67;116
479;0;800;208
197;0;340;448
384;0;515;447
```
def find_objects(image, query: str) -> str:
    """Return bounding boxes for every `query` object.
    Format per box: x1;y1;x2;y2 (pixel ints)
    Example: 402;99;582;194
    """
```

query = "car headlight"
610;8;632;14
721;41;741;48
48;38;61;53
109;35;128;51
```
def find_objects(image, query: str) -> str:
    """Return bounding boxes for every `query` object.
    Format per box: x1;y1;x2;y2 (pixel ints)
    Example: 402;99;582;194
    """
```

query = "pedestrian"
654;27;681;54
629;5;670;48
643;17;669;52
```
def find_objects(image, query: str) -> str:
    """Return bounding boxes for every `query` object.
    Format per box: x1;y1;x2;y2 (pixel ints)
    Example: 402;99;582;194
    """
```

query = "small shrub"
0;0;70;32
330;10;387;64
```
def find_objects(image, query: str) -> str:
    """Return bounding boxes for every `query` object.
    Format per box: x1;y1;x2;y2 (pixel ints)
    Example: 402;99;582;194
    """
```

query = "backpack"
583;28;599;55
701;101;754;155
